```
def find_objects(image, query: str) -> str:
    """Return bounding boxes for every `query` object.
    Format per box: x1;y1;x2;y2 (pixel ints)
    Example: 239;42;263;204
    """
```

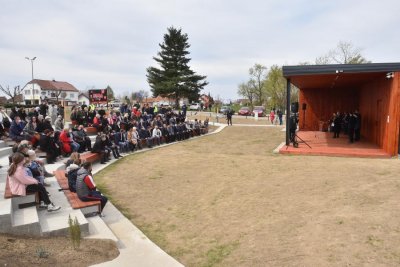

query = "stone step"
86;215;119;243
11;194;37;210
10;205;41;236
4;139;16;147
38;207;89;237
0;140;6;148
0;146;13;158
0;188;12;233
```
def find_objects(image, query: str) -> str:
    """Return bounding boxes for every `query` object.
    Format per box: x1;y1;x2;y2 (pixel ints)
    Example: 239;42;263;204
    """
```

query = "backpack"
67;168;79;192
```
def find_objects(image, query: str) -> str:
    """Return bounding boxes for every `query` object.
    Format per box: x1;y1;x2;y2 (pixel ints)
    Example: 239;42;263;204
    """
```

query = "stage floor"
279;131;391;158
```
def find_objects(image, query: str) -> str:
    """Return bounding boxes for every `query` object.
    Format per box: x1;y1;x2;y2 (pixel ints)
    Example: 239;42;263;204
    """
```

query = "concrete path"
210;122;284;128
91;202;183;267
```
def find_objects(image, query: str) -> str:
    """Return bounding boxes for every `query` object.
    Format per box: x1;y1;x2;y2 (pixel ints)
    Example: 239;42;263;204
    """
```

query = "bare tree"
0;85;22;104
237;81;256;108
316;41;370;64
131;90;149;103
248;64;268;105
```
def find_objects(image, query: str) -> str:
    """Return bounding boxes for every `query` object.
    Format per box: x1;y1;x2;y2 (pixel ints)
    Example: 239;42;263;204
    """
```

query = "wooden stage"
279;131;391;158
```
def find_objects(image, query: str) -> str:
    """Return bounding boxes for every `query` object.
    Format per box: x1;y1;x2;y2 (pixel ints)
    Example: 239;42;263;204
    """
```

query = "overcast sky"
1;0;400;101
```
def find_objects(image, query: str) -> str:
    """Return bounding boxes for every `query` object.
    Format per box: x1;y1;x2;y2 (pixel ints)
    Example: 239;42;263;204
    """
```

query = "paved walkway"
210;122;284;127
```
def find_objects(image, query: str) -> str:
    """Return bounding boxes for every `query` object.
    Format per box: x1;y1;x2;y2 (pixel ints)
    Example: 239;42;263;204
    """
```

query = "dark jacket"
91;138;105;153
9;120;25;139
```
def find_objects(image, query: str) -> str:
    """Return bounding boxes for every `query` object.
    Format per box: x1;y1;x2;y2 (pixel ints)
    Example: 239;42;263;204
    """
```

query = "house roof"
27;79;79;92
282;63;400;90
79;92;89;99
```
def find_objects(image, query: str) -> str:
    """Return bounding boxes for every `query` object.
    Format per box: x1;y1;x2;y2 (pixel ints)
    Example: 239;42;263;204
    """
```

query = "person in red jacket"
59;128;80;156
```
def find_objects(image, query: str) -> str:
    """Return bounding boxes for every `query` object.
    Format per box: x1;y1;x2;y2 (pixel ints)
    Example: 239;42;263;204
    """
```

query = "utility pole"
25;56;37;104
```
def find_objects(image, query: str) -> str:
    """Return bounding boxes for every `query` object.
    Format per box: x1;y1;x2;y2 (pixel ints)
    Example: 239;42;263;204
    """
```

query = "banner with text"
89;89;108;104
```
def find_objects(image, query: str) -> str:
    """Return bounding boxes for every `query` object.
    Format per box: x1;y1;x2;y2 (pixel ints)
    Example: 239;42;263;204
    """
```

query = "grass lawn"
95;126;400;266
186;111;278;125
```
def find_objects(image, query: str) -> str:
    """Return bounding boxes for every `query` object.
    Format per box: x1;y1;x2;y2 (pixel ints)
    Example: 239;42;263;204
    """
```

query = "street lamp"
25;56;37;105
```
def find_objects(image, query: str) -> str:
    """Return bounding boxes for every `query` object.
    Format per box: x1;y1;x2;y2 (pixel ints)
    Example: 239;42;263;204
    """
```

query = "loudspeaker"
291;102;299;113
302;103;307;110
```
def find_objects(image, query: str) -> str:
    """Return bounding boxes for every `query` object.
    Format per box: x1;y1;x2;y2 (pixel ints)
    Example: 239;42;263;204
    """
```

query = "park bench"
85;126;98;135
4;177;39;208
53;170;101;215
79;151;102;164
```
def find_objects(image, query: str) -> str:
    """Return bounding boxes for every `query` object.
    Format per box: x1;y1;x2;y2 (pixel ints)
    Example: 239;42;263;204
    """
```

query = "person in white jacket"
152;126;162;146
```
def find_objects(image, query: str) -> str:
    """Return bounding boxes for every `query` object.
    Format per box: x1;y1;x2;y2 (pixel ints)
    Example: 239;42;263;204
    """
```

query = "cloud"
1;0;400;100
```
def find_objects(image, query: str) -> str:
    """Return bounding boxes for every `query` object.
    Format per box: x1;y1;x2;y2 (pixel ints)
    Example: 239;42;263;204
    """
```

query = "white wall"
78;95;89;105
22;83;41;101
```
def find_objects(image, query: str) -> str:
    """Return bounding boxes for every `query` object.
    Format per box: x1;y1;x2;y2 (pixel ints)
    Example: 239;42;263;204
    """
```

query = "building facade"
22;79;79;105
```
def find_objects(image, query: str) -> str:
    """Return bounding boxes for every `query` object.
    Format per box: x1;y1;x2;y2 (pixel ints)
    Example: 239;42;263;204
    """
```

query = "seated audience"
9;116;26;142
76;162;108;214
91;134;110;164
39;129;59;164
7;152;60;212
66;163;80;192
72;125;92;152
54;115;64;131
59;128;80;155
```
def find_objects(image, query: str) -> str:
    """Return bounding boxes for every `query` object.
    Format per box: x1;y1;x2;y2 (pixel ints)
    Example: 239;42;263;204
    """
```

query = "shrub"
68;215;81;249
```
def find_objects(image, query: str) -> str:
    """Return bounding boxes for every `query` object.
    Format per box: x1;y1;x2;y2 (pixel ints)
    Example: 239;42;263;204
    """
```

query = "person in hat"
66;163;80;192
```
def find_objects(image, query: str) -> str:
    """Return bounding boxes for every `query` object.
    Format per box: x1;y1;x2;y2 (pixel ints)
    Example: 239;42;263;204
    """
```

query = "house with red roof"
22;79;79;105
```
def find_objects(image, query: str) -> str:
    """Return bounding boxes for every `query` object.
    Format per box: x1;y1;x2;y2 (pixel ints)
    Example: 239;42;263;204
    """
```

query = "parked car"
189;103;200;110
238;106;252;116
219;106;231;115
252;106;265;117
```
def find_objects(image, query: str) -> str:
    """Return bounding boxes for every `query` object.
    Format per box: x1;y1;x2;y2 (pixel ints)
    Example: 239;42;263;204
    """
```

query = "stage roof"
282;63;400;89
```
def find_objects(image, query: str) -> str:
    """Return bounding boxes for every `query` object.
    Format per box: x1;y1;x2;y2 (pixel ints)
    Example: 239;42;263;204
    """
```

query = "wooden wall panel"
359;73;400;155
297;72;400;156
299;88;359;131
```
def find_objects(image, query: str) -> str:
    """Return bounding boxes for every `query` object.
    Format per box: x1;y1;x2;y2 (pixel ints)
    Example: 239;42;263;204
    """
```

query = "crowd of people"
329;110;362;143
2;101;210;215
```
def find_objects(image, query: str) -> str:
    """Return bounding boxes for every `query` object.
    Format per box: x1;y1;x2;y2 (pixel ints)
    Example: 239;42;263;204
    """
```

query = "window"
70;93;74;98
25;90;31;95
34;89;40;95
48;91;52;95
51;93;56;97
41;91;46;95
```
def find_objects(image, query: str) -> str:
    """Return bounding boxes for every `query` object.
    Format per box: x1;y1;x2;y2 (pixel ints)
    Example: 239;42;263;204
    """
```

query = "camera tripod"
290;131;312;148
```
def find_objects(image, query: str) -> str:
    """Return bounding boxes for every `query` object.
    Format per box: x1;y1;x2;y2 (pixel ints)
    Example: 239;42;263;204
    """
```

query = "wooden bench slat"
53;170;101;213
80;152;101;163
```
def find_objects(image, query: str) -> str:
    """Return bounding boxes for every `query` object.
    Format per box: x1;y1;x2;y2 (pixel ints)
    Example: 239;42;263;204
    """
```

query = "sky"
1;0;400;101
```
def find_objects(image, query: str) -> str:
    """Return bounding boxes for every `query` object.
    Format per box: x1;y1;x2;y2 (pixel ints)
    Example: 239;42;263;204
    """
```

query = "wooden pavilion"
281;63;400;157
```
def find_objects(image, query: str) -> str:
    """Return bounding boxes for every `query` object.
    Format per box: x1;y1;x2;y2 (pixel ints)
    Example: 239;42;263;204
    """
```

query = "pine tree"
147;27;208;107
106;85;115;101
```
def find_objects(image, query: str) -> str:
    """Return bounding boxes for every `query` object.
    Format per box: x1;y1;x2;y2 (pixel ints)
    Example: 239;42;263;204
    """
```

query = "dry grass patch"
186;111;275;125
95;126;400;266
